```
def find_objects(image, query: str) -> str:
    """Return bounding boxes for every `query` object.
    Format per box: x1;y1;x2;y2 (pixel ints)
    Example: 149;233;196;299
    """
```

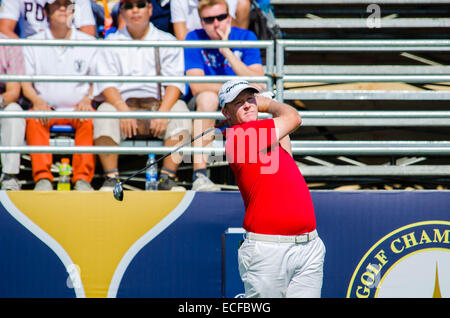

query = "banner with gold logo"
0;190;448;297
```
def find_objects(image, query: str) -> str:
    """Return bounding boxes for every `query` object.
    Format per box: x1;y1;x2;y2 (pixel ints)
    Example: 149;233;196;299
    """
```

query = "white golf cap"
219;80;259;108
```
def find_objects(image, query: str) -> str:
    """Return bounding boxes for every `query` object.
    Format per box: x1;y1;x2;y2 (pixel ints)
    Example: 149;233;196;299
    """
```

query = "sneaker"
34;178;53;191
1;175;21;190
158;176;186;191
192;173;221;191
74;179;94;191
99;176;119;192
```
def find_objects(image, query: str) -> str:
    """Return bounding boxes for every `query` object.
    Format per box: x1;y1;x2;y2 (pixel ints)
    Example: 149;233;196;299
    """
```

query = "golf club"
113;119;229;201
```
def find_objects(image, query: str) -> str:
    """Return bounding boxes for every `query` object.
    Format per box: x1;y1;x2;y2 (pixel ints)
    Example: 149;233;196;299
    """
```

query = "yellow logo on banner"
347;221;449;298
5;191;194;298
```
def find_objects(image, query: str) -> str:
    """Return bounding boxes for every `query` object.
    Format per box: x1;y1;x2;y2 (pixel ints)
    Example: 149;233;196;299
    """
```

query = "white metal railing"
2;110;450;126
275;39;450;101
0;42;271;86
1;110;450;155
271;0;450;4
272;38;450;178
276;18;450;29
2;140;450;155
283;90;450;100
298;165;450;177
0;38;272;157
0;39;274;88
0;74;270;86
0;38;448;177
272;1;450;29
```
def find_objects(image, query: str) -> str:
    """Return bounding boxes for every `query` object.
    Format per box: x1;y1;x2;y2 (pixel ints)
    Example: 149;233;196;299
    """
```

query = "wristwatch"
0;95;5;110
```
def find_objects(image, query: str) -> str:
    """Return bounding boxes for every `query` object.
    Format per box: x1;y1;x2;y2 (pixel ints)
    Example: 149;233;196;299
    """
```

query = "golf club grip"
121;119;228;184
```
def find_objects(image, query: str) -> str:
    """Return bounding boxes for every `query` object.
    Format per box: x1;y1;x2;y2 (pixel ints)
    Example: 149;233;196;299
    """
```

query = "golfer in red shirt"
220;80;326;298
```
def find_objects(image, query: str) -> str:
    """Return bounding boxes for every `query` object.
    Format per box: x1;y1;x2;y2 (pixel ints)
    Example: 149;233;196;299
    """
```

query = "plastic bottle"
145;154;158;191
57;158;72;191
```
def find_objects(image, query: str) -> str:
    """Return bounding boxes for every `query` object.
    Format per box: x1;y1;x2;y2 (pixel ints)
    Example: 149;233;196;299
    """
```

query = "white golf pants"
238;233;326;298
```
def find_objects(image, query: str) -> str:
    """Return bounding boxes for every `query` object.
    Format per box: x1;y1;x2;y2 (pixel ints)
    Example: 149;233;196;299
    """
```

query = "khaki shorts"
93;100;192;144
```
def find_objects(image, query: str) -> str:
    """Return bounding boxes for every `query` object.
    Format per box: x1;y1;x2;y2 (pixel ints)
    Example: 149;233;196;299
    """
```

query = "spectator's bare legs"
193;91;218;172
191;91;221;191
161;131;190;177
95;136;119;179
232;0;251;29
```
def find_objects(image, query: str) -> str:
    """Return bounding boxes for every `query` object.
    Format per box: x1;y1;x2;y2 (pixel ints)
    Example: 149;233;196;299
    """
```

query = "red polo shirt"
225;119;316;235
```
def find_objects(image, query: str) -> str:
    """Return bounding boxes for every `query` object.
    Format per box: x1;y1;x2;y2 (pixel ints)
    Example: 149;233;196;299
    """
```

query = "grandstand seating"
269;0;450;189
0;0;449;190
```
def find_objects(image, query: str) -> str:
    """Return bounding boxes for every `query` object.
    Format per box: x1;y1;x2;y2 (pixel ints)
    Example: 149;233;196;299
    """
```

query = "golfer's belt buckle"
294;233;309;244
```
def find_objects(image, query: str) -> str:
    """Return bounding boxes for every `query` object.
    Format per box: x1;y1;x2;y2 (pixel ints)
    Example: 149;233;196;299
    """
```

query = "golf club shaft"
120;119;228;185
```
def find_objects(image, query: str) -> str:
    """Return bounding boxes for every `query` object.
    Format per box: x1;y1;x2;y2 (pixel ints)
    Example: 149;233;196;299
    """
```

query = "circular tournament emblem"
347;221;449;298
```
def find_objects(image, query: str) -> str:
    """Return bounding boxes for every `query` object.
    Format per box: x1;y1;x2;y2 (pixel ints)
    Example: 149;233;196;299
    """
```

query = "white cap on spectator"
219;80;259;108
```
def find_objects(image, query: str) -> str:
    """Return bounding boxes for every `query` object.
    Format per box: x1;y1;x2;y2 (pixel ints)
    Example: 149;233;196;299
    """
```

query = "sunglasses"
201;13;229;24
121;1;148;10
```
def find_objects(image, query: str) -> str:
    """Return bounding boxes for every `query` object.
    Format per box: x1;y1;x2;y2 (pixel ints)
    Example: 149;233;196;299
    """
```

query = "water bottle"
57;158;72;191
145;154;158;191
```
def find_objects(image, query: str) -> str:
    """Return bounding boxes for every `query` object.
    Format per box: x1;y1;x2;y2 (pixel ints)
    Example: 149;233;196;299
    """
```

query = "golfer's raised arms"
255;94;302;142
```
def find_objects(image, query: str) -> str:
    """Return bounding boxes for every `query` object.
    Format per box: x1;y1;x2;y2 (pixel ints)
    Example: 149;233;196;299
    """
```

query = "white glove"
259;91;275;99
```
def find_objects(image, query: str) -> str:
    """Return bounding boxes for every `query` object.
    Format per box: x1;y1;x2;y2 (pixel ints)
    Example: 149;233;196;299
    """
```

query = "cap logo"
224;81;248;94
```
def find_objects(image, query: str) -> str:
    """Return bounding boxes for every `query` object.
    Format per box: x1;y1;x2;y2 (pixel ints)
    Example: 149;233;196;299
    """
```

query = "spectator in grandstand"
0;33;26;191
22;0;97;191
235;0;251;29
111;0;173;34
220;79;326;298
93;0;191;191
90;0;107;37
0;0;96;38
184;0;263;191
171;0;250;40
